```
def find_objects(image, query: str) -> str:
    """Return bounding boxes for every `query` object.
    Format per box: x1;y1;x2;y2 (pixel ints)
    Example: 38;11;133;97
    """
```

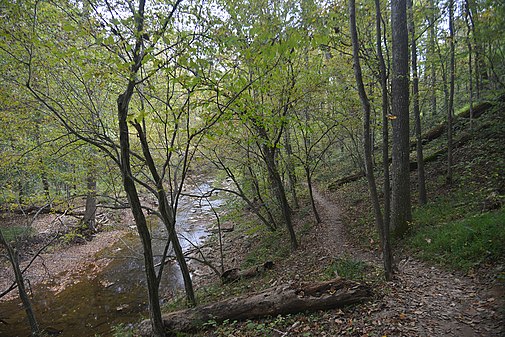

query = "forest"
0;0;504;336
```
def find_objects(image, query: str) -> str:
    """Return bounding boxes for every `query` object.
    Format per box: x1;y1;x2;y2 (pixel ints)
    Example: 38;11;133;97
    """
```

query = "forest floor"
190;184;504;337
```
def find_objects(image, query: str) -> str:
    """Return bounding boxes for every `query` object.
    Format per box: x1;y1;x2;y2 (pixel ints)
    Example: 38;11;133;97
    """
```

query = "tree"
447;0;455;185
349;0;393;281
390;0;412;236
374;0;394;280
0;230;40;336
408;0;427;204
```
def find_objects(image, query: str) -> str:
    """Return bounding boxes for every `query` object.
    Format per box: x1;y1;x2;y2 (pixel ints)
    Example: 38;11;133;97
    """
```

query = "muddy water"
0;183;220;337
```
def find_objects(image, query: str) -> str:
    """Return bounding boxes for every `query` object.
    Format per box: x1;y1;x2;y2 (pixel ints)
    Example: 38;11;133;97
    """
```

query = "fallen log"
138;278;372;336
409;101;492;150
328;171;365;189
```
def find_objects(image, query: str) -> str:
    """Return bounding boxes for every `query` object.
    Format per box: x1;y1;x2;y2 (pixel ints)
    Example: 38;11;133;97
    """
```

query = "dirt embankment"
0;209;135;302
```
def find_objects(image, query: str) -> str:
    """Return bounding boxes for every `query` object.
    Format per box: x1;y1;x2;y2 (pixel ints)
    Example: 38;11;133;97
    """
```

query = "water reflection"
0;183;220;336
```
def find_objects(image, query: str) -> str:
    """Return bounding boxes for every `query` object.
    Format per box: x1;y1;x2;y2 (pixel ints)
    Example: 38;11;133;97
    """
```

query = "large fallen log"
138;278;372;336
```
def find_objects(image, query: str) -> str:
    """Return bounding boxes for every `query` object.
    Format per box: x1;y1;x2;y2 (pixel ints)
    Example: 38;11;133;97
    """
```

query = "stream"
0;183;222;337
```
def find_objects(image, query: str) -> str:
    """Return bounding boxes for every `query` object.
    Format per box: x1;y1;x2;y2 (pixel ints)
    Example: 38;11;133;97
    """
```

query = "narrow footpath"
309;187;504;337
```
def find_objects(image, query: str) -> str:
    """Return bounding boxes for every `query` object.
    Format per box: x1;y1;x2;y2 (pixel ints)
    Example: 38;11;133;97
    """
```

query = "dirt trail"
311;187;504;337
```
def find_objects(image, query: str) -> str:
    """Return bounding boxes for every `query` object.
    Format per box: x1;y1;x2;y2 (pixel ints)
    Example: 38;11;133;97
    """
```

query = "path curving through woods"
310;187;504;337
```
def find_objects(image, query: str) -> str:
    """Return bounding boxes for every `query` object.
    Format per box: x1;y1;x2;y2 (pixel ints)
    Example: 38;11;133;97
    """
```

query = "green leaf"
62;23;74;32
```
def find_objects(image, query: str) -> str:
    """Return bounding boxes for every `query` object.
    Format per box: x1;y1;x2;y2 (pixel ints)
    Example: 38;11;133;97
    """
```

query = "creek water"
0;183;221;337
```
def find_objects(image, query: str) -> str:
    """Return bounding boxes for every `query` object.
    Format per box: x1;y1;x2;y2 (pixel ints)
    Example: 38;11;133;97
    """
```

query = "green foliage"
60;223;92;245
111;323;135;337
412;190;481;227
243;229;290;268
409;208;505;271
324;256;369;281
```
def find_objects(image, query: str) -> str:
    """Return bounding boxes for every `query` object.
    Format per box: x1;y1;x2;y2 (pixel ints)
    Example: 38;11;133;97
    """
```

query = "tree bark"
305;166;321;224
447;0;455;185
82;166;97;231
408;0;427;205
390;0;412;236
464;0;474;130
118;90;165;336
374;0;393;280
138;279;371;336
263;143;298;250
428;0;438;117
115;1;165;335
254;123;298;249
132;121;196;306
283;127;300;210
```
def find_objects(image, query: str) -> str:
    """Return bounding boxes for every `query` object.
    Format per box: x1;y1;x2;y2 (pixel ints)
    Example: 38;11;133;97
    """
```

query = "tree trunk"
138;279;372;336
283;128;300;209
118;89;165;336
374;0;393;280
428;0;437;117
408;0;427;205
115;1;165;332
132;122;196;306
390;0;412;237
465;0;474;130
82;167;97;231
305;166;321;224
447;0;455;185
350;0;392;281
0;230;40;336
263;144;298;250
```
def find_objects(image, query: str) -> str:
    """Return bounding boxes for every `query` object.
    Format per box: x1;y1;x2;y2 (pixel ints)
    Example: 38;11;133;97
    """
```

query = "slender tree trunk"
115;1;164;335
390;0;412;236
41;171;50;203
447;0;455;185
0;230;40;336
118;90;165;337
428;0;437;117
408;0;427;205
82;166;97;231
283;128;299;209
305;166;321;224
263;145;298;250
465;0;474;130
132;122;196;306
374;0;393;280
349;0;392;280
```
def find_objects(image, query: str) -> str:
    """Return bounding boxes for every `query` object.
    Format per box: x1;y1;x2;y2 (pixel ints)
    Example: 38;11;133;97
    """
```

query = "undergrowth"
409;208;505;271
